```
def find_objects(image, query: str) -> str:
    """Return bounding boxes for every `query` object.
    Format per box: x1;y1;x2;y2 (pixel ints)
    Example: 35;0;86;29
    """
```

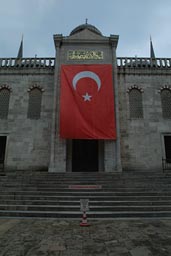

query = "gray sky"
0;0;170;58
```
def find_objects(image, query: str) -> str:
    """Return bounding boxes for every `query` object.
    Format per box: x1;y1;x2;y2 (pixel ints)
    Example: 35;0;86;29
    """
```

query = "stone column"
110;35;122;172
49;34;66;172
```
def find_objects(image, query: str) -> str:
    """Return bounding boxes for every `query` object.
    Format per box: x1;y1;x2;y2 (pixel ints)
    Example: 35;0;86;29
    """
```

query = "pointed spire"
17;35;23;58
150;36;155;58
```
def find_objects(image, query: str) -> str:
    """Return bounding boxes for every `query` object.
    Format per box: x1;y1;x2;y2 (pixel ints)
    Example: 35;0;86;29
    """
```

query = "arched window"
0;88;10;119
161;89;171;119
27;87;42;119
129;88;143;119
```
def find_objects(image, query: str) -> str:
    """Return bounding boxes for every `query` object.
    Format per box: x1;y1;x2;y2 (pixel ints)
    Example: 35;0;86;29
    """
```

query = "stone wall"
0;68;54;170
118;67;171;171
1;54;171;172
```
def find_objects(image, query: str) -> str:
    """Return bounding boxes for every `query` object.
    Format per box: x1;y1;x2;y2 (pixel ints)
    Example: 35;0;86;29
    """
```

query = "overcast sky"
0;0;170;58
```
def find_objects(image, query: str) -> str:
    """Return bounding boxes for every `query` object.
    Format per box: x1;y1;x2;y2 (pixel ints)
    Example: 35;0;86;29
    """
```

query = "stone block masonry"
0;67;54;171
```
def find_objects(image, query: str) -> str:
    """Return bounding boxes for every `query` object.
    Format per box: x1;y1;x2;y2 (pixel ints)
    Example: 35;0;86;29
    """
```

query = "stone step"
0;195;171;201
1;184;171;190
1;191;171;196
2;173;171;180
0;210;171;218
0;178;166;182
2;175;171;179
4;170;171;175
2;177;171;181
19;175;171;179
1;187;171;192
1;204;171;212
1;178;171;183
0;171;171;218
1;199;171;206
1;181;169;186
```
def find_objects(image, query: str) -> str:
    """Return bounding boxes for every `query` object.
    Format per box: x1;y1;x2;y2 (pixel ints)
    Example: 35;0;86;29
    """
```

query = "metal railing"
162;158;171;172
0;58;55;68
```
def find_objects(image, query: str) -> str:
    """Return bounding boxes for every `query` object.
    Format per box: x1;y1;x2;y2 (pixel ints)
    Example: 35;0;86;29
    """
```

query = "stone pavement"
0;218;171;256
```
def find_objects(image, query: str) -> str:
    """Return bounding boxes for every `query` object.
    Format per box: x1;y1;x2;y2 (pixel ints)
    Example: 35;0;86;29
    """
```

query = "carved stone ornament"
27;84;45;92
127;85;144;93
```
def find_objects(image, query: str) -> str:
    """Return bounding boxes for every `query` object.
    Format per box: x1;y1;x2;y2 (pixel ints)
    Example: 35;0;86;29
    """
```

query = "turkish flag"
60;64;116;139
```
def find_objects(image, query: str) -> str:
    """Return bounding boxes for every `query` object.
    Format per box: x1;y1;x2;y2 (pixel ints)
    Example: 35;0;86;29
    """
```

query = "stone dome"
70;23;102;36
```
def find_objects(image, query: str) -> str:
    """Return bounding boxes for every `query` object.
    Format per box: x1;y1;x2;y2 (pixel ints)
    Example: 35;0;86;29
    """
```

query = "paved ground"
0;218;171;256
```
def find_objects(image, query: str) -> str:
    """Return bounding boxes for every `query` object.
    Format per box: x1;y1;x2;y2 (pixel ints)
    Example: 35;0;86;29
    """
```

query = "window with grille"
161;89;171;119
0;88;10;119
27;88;42;119
129;88;143;118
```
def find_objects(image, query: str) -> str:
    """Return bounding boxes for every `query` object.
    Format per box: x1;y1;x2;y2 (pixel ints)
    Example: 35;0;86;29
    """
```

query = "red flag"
60;64;116;139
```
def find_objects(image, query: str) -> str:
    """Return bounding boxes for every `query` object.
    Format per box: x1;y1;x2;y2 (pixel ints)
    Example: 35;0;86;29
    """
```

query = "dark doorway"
72;139;98;172
0;136;7;169
164;136;171;163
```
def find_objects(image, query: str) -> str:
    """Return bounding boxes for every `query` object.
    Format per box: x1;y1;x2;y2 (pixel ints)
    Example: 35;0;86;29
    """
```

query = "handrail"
0;58;55;68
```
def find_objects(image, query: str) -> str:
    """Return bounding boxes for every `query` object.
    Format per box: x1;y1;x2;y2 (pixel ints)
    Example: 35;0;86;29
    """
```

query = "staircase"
0;171;171;218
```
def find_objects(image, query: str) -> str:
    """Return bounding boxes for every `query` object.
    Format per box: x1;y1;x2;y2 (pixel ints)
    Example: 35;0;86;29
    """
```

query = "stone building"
0;23;171;173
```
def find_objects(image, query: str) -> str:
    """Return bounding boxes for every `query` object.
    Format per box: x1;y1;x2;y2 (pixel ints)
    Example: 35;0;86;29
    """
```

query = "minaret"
17;35;23;58
150;36;155;58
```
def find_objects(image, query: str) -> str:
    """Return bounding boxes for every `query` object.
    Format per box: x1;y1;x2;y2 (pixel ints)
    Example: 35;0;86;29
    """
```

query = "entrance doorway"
0;136;7;169
72;139;98;172
164;136;171;163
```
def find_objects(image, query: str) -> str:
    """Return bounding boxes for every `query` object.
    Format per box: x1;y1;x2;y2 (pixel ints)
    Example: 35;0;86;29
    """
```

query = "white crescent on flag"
72;71;101;91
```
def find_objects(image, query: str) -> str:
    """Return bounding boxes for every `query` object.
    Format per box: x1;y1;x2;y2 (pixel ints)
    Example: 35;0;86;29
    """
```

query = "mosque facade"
0;23;171;173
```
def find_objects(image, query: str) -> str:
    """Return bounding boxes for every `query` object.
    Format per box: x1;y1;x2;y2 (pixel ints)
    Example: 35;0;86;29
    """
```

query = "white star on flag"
82;93;92;101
